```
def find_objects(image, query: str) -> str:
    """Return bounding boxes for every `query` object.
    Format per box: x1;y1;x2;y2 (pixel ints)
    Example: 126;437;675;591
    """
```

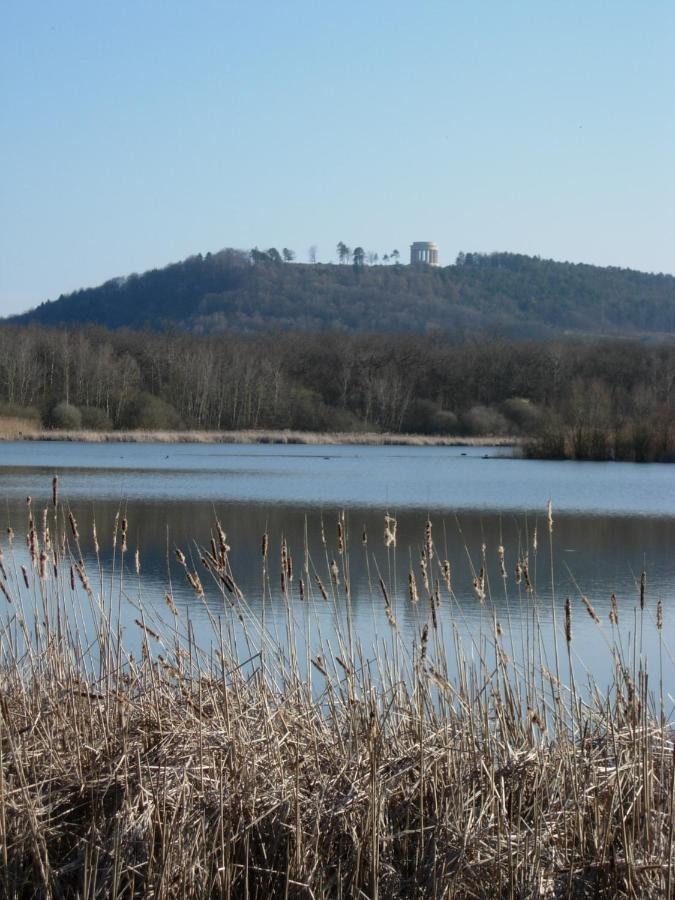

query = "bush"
288;388;344;432
79;406;113;431
49;402;82;430
461;405;510;436
120;393;183;430
501;397;543;434
402;400;459;435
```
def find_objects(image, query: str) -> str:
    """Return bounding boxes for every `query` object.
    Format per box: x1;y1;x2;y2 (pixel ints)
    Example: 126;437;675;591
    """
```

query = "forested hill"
10;250;675;337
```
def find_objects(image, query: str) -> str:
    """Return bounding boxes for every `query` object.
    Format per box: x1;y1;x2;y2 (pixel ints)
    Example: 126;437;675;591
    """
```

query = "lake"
1;441;673;700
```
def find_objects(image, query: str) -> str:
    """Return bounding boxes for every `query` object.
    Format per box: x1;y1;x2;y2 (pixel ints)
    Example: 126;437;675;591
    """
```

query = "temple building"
410;241;439;266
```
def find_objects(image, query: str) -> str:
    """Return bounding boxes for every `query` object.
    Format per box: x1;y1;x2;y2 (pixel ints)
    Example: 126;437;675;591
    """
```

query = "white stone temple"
410;241;439;266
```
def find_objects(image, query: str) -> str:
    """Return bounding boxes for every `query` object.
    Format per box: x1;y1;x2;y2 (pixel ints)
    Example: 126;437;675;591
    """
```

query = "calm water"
0;441;673;699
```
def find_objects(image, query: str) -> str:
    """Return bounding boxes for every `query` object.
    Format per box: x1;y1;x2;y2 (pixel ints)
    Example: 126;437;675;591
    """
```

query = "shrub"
501;397;543;434
461;405;510;436
79;405;113;431
402;400;459;435
120;393;183;430
288;388;344;431
49;402;82;430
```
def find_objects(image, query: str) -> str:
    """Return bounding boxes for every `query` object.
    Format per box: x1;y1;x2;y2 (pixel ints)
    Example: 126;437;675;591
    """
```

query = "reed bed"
0;417;39;440
13;429;519;447
0;489;673;898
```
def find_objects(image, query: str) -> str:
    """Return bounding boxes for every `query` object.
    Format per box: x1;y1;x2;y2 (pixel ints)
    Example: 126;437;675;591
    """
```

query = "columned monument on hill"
410;241;439;266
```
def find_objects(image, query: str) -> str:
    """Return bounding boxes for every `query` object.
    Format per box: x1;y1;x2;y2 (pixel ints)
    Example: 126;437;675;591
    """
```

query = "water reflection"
0;443;673;699
2;491;673;697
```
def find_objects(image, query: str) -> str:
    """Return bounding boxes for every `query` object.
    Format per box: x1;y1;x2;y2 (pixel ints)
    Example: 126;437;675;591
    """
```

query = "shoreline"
1;427;521;447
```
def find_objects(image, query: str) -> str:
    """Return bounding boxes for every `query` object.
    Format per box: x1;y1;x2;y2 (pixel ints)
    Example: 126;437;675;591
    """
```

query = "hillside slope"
10;250;675;337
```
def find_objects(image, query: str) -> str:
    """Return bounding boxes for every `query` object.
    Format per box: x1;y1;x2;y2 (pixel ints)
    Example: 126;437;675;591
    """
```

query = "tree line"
1;324;674;459
13;250;675;338
250;245;402;266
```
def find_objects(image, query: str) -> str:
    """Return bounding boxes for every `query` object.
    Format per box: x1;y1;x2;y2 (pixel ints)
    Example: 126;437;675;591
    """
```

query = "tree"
282;248;295;263
308;245;317;264
367;251;378;265
337;242;350;265
266;248;282;264
352;247;365;268
391;249;400;264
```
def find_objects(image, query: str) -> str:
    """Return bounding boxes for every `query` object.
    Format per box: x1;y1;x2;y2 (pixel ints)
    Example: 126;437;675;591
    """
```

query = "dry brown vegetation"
10;429;518;447
0;492;673;898
0;417;40;440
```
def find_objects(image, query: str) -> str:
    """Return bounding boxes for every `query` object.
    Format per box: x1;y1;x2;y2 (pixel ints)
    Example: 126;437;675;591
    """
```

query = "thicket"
12;249;675;337
0;325;674;458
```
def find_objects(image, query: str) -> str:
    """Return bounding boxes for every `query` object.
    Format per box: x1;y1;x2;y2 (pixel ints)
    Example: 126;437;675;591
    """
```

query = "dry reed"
0;493;672;898
12;428;520;447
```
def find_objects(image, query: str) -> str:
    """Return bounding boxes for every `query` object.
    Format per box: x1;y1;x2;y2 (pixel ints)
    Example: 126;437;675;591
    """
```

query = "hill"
9;250;675;337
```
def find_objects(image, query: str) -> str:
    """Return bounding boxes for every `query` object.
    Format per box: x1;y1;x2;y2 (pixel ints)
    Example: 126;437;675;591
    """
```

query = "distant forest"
10;249;675;338
2;324;675;460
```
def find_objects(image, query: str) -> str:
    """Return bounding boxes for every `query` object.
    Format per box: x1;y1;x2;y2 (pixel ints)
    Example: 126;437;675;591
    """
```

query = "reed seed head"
420;555;429;592
565;597;572;643
384;515;397;548
497;545;506;579
424;519;433;561
609;593;618;625
640;570;646;611
581;595;600;625
473;568;485;604
441;559;451;592
408;569;419;603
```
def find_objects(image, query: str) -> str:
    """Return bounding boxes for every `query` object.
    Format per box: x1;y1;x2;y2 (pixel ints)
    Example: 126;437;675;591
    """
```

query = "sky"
1;1;674;315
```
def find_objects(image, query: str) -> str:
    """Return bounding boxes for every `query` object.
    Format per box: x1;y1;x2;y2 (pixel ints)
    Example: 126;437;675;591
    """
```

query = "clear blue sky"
1;1;674;314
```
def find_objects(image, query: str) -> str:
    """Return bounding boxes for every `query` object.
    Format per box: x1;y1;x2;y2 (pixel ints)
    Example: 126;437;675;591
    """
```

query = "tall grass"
0;417;39;440
14;429;519;447
0;489;672;898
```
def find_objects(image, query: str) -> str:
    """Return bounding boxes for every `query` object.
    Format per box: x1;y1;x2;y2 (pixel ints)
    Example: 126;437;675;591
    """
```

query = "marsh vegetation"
0;482;673;897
